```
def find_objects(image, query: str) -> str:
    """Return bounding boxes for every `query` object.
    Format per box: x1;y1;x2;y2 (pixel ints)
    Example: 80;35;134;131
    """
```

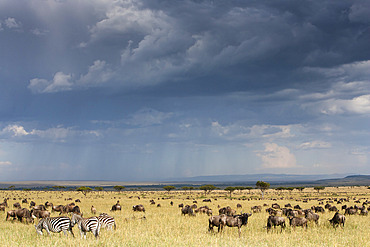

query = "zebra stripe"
98;214;116;230
71;213;101;239
35;216;74;237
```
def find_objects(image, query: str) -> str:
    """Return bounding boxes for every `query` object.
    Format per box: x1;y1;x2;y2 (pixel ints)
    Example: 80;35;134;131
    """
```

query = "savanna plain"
0;186;369;247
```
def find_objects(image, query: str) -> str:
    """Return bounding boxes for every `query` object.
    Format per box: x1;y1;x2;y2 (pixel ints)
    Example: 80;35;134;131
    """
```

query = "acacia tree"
314;186;325;193
224;186;236;197
296;186;305;192
256;181;270;199
113;185;125;192
163;185;176;193
76;186;92;196
199;184;217;196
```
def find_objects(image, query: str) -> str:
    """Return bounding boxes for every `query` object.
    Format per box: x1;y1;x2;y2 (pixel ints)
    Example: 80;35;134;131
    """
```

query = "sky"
0;0;370;181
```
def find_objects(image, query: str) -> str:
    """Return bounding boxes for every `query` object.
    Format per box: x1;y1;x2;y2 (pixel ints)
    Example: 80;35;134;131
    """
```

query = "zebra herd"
35;213;116;239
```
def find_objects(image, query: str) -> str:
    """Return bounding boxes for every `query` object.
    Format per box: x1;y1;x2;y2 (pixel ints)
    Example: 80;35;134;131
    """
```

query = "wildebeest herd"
0;191;369;241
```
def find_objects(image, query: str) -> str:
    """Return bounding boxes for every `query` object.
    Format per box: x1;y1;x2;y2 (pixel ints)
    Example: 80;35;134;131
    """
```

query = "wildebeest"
22;198;28;204
219;206;236;216
288;216;308;228
236;204;242;208
293;205;302;210
312;206;325;213
203;199;212;202
220;213;252;237
0;198;8;207
111;201;121;211
6;210;17;221
15;208;34;223
30;201;36;207
344;207;357;215
360;208;368;216
133;204;145;212
30;209;50;219
305;211;319;225
266;215;286;232
251;205;262;213
33;205;47;211
45;201;52;208
13;202;21;209
208;214;227;232
0;205;5;211
178;203;184;208
51;204;66;215
329;212;345;228
181;205;195;216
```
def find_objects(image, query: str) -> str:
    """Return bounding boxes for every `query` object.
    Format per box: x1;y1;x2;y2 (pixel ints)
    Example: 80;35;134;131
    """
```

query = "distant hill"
316;175;370;186
0;174;368;189
164;173;353;184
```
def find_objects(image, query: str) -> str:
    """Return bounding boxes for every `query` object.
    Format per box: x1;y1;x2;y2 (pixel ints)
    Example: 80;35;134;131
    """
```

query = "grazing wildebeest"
272;203;280;209
13;202;21;209
30;209;50;219
111;202;121;211
33;205;47;211
22;199;28;204
251;205;262;213
293;205;301;210
344;207;357;215
0;198;8;207
45;201;53;208
328;206;338;212
360;208;368;216
312;206;325;213
181;205;195;216
51;204;66;215
30;201;36;207
91;206;97;215
75;199;81;203
219;206;236;216
329;212;345;228
6;210;17;221
220;213;252;237
178;203;184;208
15;208;34;223
236;204;242;209
305;211;319;225
133;204;146;212
285;203;292;208
203;199;212;202
70;206;82;216
208;214;227;232
288;216;308;228
266;215;286;232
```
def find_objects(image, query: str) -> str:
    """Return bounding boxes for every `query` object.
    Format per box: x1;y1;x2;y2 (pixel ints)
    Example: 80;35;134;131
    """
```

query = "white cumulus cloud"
256;143;297;168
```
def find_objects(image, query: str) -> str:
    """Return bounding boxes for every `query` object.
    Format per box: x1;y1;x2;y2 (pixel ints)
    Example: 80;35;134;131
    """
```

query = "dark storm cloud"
22;0;370;96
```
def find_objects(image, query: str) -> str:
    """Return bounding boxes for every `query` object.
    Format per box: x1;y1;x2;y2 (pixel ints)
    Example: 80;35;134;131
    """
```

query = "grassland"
0;186;369;246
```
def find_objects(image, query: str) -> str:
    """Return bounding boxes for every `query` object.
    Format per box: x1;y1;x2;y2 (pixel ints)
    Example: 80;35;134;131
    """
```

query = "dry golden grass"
0;187;369;246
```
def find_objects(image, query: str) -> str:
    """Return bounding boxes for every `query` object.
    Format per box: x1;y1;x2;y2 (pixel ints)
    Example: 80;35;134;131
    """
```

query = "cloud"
4;17;21;29
299;141;332;150
309;94;370;115
124;108;173;127
3;125;30;137
256;143;297;168
29;72;73;93
0;161;12;166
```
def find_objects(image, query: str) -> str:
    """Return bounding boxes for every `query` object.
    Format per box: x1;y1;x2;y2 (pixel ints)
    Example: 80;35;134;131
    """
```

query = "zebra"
71;213;101;239
35;216;74;237
98;213;116;231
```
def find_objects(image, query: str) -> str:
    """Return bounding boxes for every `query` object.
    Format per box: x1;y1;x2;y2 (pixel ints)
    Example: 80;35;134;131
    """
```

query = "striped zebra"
98;213;116;231
71;213;101;239
35;216;74;237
